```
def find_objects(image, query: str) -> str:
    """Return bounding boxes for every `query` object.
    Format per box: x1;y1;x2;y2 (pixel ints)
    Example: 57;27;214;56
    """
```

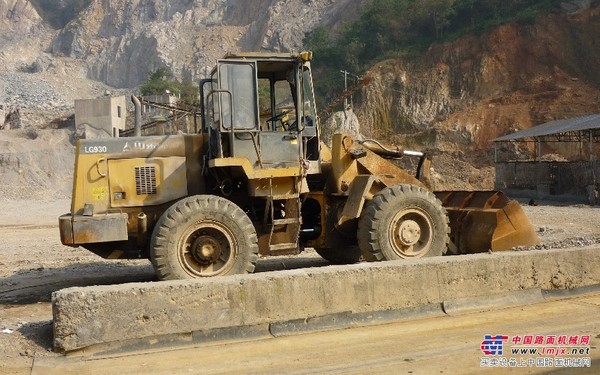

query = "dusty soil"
0;198;599;374
31;293;600;375
0;129;75;200
0;199;329;374
0;122;592;373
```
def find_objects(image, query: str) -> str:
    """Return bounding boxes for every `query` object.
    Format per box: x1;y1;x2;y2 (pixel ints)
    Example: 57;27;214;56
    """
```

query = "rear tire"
358;184;449;261
150;195;258;280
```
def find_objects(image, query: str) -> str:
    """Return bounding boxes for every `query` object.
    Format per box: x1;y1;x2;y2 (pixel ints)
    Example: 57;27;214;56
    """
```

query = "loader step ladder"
264;177;302;254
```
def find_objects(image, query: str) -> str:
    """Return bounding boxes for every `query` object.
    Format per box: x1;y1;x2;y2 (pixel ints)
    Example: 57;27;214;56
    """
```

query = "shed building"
493;114;600;204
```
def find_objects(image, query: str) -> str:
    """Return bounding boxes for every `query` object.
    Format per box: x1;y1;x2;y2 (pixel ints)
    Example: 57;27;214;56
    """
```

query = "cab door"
215;60;261;165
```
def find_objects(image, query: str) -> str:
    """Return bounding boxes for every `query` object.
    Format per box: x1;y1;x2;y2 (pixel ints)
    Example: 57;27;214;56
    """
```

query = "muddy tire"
314;225;362;264
150;195;258;280
358;184;449;261
315;245;361;264
315;204;361;264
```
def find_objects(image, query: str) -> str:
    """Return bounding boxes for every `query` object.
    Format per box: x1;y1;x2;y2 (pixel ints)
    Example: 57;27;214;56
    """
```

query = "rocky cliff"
50;0;364;88
356;5;600;154
0;0;43;34
0;0;49;71
2;1;600;173
1;0;365;119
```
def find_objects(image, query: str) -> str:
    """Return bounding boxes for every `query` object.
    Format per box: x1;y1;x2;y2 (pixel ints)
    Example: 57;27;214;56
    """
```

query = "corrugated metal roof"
493;113;600;142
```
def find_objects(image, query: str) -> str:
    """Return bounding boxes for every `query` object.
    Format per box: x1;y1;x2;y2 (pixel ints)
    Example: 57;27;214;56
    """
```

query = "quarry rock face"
1;1;599;167
356;6;600;152
50;0;363;88
0;0;49;71
0;0;44;34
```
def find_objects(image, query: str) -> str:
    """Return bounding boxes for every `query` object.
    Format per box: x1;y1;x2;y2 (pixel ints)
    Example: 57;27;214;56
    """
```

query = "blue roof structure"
493;114;600;142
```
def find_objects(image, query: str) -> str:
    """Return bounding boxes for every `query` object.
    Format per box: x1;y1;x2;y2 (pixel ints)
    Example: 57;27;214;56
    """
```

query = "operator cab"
200;52;320;174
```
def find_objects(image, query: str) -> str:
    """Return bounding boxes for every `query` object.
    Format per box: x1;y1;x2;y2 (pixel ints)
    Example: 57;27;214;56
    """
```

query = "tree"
140;68;200;106
140;68;178;97
178;80;200;107
412;0;458;40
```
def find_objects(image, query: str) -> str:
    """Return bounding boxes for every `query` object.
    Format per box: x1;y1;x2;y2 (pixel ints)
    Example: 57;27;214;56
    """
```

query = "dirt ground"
1;198;599;374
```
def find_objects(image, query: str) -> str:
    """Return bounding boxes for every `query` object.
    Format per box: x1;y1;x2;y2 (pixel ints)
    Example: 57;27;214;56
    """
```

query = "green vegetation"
305;0;564;107
140;68;199;107
29;0;92;29
140;68;179;98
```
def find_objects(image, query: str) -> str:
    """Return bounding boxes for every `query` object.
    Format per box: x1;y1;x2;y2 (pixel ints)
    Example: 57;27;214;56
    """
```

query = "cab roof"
223;51;312;63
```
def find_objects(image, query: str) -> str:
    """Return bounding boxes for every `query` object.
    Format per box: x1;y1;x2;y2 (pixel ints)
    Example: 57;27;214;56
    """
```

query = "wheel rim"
388;207;434;258
178;220;237;277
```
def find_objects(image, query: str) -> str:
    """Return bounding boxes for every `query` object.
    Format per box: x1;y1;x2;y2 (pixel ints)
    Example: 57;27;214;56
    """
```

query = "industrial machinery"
59;52;539;280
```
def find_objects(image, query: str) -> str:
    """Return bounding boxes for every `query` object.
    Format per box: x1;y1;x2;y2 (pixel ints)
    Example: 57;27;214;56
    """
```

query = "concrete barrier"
52;247;600;353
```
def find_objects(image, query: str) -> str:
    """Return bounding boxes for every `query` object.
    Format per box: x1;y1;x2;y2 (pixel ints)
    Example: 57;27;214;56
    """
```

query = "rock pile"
0;72;69;111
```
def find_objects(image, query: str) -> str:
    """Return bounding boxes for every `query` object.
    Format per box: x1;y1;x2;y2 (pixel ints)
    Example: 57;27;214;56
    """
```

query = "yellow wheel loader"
59;52;539;280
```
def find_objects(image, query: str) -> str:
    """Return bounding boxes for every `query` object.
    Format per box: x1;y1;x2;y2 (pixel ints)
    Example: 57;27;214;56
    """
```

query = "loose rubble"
0;72;70;111
515;237;600;251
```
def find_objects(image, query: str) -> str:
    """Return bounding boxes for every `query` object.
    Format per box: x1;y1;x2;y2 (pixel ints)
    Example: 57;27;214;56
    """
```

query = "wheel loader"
59;52;539;280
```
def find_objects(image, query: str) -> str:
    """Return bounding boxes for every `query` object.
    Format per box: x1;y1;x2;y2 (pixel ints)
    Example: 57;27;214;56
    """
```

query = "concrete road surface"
31;292;600;375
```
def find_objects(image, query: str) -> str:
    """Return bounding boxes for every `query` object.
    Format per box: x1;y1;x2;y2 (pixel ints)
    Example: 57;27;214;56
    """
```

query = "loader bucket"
434;191;539;254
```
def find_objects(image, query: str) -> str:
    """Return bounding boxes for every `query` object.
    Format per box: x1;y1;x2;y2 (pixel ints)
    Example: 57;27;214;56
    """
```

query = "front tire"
314;202;361;264
150;195;258;280
314;223;362;264
358;185;449;261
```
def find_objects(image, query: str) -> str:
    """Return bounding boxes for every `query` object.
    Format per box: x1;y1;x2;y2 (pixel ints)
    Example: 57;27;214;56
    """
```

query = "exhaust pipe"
131;95;142;137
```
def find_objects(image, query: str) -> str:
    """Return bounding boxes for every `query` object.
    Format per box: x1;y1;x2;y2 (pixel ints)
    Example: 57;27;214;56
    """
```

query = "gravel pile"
0;72;71;111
